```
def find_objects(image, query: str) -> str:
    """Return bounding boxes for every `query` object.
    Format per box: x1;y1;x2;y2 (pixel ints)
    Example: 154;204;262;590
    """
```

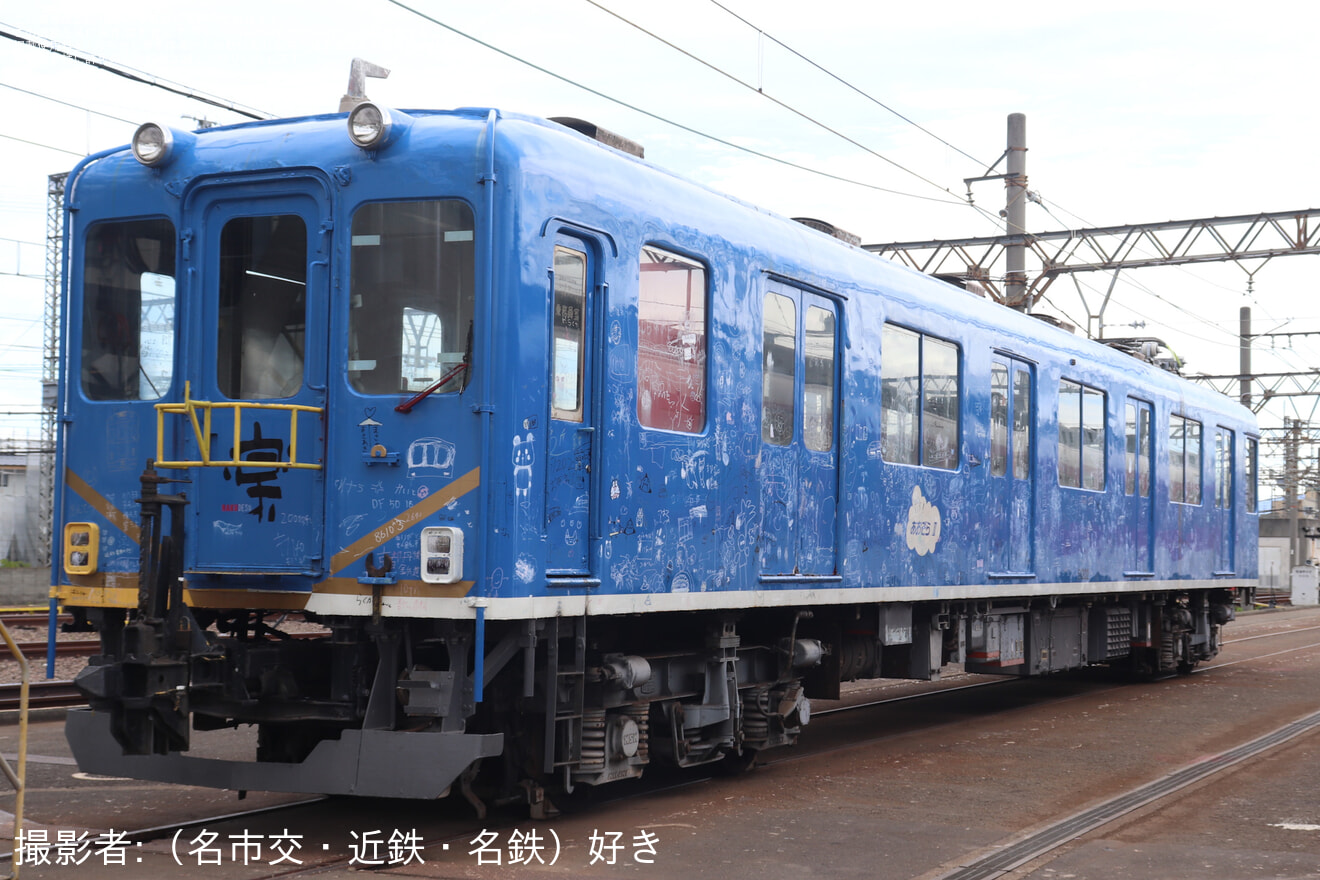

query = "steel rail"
935;703;1320;880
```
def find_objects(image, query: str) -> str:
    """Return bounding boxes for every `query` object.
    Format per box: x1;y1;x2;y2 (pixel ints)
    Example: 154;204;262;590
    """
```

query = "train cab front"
56;114;499;798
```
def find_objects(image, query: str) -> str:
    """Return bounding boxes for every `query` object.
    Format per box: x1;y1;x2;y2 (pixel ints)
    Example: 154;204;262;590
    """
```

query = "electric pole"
1286;417;1301;568
1240;306;1251;409
1005;113;1028;311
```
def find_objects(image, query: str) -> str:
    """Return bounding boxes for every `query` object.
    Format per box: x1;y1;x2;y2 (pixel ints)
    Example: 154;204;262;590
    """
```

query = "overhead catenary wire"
580;0;971;205
702;0;992;170
2;12;1304;379
0;22;272;121
0;81;137;126
384;0;968;206
0;131;82;158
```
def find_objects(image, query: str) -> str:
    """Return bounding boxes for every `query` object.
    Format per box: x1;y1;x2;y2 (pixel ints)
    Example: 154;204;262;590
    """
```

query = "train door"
988;356;1034;574
759;282;840;577
545;240;597;576
179;181;330;576
1124;399;1153;573
1213;426;1234;572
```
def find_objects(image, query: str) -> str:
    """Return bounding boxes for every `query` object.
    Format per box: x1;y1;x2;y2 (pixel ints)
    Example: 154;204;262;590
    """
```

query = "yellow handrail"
155;382;324;470
0;620;28;878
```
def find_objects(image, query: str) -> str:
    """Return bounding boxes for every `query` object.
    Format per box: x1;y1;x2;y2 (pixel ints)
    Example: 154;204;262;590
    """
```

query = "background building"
0;448;40;564
1258;492;1319;592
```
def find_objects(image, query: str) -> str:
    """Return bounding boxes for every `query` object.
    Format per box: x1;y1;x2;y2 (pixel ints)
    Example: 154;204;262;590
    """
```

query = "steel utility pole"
1286;418;1302;568
1005;113;1028;311
1240;307;1252;409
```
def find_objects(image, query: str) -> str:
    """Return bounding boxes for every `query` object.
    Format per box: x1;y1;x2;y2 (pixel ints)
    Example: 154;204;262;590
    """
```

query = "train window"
880;324;960;470
991;364;1009;476
1215;428;1233;509
1246;437;1258;512
881;324;919;464
803;305;836;452
637;247;707;433
1169;414;1203;505
349;200;475;395
1125;400;1152;497
1058;382;1081;487
762;292;796;445
1057;380;1105;490
552;246;587;421
1012;367;1032;479
80;218;176;401
1082;387;1105;490
217;215;307;399
923;338;959;469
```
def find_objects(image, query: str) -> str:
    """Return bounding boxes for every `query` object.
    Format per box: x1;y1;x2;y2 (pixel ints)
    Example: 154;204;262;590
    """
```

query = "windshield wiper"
394;362;468;414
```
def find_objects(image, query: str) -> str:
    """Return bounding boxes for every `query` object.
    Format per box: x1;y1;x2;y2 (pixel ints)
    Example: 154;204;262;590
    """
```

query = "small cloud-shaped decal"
905;486;942;556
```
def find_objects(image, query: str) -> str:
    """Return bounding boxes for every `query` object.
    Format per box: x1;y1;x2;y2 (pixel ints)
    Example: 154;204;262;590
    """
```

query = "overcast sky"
1;1;1315;467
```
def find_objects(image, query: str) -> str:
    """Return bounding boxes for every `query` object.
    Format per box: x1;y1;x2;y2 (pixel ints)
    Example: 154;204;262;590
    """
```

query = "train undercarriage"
67;586;1237;811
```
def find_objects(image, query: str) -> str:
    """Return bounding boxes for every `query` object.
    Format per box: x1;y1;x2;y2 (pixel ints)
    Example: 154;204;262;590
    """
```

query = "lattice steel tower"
39;173;67;567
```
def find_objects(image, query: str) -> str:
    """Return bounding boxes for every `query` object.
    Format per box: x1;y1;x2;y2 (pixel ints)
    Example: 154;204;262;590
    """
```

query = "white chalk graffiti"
515;554;536;584
407;437;456;478
213;521;242;537
513;433;535;499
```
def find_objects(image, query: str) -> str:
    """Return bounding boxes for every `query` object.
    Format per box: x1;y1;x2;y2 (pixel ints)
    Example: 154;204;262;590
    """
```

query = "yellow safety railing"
0;620;29;878
155;381;324;470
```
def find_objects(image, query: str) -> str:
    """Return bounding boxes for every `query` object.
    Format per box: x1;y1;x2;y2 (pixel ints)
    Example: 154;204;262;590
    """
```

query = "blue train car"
54;103;1255;805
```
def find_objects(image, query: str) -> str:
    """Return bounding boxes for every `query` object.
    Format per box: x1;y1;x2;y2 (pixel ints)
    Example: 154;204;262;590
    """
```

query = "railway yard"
0;604;1311;879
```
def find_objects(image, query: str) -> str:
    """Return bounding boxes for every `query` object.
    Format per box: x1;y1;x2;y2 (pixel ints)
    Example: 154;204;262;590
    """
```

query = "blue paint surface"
54;108;1257;606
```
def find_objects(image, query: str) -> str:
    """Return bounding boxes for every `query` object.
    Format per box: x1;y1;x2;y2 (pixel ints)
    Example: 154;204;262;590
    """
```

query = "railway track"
0;613;72;629
798;617;1320;880
0;679;85;711
16;639;99;658
932;706;1320;880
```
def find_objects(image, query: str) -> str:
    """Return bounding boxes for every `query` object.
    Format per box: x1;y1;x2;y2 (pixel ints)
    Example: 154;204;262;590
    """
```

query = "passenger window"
880;323;959;470
1058;379;1105;490
991;364;1009;477
881;324;920;465
552;247;588;421
348;200;475;395
803;305;836;452
1125;400;1152;497
1245;437;1258;513
81;218;177;401
761;292;796;446
1169;414;1203;505
637;246;707;433
923;338;959;469
1215;428;1233;509
1012;368;1032;479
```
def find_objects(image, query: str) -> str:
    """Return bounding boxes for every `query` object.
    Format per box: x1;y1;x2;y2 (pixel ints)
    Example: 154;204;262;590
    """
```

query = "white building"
0;452;39;564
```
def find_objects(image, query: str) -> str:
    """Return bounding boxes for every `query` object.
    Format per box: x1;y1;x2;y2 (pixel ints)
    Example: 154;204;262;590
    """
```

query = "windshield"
348;200;475;395
80;218;177;401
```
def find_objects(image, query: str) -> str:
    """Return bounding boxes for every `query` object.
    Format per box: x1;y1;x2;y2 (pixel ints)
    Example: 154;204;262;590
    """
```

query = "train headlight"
131;122;175;166
347;102;392;149
347;103;411;152
419;526;464;585
63;523;100;576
